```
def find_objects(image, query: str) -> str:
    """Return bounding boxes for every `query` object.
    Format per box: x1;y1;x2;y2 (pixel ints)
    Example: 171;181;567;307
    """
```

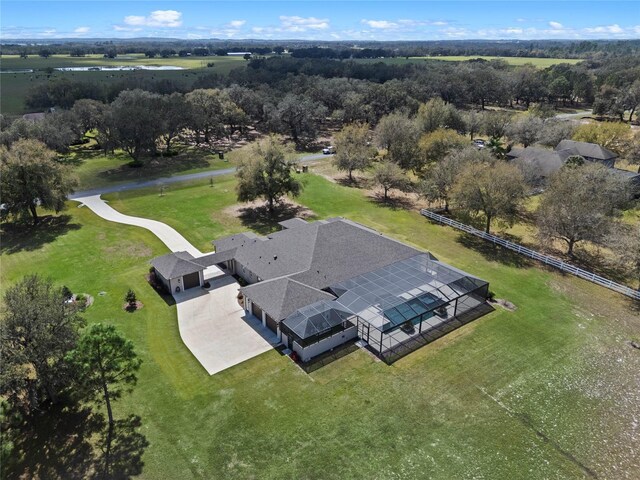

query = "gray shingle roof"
216;218;420;291
150;251;204;280
213;232;260;253
509;146;574;177
222;218;421;320
240;277;335;321
555;140;617;161
278;218;309;229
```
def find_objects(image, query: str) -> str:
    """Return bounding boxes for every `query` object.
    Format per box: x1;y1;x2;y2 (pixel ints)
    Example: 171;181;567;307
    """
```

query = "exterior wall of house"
157;272;171;292
236;264;259;285
293;325;358;362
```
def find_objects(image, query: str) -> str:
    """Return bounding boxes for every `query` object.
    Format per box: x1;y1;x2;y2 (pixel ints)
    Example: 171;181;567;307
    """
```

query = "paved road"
554;110;592;120
69;153;331;199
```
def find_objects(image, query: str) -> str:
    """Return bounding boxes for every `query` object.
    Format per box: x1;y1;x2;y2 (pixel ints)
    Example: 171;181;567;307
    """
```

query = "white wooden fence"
420;209;640;301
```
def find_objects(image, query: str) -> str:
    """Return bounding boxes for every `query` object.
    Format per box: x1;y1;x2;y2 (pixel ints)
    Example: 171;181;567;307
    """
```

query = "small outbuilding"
150;251;205;293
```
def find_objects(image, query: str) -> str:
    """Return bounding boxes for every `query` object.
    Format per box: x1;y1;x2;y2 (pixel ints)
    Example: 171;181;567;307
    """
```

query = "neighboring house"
506;146;575;180
151;218;492;363
22;112;46;122
508;140;638;192
555;139;618;167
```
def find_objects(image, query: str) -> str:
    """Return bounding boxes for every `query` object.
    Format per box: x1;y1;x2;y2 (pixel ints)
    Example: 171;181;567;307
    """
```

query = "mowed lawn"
3;173;640;479
66;145;233;191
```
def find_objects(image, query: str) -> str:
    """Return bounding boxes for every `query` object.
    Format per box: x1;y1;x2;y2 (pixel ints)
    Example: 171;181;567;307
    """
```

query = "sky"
1;1;639;41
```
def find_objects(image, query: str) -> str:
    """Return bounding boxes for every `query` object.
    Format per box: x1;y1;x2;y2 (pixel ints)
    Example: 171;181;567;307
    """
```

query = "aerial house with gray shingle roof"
195;217;492;363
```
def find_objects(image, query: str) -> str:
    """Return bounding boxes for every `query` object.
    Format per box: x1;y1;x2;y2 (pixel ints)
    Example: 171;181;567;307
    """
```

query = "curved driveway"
74;194;280;375
76;194;203;257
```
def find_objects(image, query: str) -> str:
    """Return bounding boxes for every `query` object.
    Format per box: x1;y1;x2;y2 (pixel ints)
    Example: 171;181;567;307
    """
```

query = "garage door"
183;272;200;290
266;315;278;333
251;302;263;320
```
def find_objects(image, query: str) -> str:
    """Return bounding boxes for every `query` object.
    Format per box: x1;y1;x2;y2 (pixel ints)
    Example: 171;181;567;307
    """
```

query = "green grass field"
3;172;639;479
0;53;249;71
355;56;581;67
0;54;248;115
66;145;233;190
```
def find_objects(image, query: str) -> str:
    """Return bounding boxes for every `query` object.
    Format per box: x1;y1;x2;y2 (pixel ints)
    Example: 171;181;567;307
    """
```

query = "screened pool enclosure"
281;254;492;363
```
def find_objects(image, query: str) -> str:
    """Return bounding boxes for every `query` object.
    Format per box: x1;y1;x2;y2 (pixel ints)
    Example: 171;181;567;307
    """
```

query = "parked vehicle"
473;139;486;149
322;146;336;154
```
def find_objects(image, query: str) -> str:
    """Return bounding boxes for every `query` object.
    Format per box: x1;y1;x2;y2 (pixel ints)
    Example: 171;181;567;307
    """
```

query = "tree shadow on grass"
98;415;150;480
5;403;149;480
456;233;534;268
5;402;103;479
237;203;314;235
1;215;81;255
96;151;213;184
368;192;416;211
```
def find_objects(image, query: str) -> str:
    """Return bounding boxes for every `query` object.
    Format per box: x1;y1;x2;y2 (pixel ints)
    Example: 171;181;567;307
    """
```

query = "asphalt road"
69;153;331;199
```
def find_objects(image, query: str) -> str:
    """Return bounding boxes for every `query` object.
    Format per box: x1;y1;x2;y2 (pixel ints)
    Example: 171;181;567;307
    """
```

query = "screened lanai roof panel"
283;253;488;340
282;301;353;339
331;254;488;332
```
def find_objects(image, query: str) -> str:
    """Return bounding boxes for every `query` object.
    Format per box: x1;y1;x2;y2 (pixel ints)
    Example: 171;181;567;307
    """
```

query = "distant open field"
0;54;249;115
0;53;249;70
355;55;581;67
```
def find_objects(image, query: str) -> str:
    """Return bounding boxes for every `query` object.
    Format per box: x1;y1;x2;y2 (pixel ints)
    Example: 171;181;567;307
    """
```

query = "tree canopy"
536;163;630;256
1;275;85;413
332;122;375;181
236;135;302;215
451;161;527;233
0;139;77;224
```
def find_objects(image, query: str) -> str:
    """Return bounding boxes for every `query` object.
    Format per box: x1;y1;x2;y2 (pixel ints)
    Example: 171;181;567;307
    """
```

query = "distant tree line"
2;39;639;59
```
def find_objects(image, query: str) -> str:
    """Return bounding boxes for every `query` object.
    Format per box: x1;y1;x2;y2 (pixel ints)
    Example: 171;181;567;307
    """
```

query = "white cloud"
549;21;564;29
362;19;399;29
123;10;182;28
228;20;246;28
113;25;142;32
279;16;329;30
74;26;90;34
584;24;623;34
361;18;447;30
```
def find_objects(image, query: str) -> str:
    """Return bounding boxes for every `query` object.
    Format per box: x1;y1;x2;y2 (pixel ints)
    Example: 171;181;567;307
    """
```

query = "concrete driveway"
74;194;280;375
76;194;203;257
175;274;280;375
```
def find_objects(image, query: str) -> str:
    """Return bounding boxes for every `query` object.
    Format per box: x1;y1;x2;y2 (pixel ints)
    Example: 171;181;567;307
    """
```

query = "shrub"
75;294;87;308
125;289;137;308
61;285;73;301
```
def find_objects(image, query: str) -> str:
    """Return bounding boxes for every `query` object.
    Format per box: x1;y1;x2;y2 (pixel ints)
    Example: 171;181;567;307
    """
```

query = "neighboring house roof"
555;140;617;161
240;277;335;321
22;112;46;122
150;251;204;279
509;146;574;177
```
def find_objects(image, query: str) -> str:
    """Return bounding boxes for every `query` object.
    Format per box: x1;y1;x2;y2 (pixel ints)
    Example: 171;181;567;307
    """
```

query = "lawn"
65;143;234;191
2;172;639;479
